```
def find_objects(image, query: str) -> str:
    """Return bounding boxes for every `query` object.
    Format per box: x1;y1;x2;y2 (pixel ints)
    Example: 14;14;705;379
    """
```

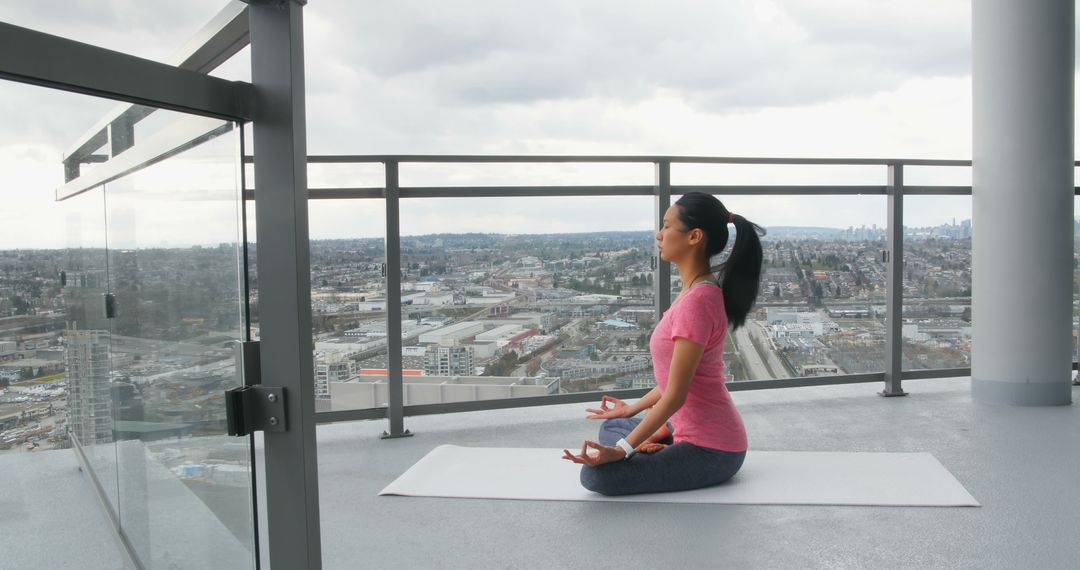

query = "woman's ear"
689;228;704;244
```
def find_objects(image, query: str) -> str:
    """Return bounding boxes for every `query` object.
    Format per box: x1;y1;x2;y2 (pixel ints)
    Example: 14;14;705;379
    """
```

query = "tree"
9;296;30;315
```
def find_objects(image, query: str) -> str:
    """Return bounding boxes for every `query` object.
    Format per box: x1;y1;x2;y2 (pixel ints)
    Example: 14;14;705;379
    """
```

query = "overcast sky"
0;1;1075;248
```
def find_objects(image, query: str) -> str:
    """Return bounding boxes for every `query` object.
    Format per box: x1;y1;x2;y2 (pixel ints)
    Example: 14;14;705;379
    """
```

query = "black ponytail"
673;192;764;330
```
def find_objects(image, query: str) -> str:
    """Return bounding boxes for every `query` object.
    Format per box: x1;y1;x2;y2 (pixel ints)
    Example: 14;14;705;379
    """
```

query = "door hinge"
225;340;287;436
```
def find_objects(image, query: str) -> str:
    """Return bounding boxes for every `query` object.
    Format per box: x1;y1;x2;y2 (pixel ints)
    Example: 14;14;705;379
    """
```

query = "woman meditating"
562;192;764;496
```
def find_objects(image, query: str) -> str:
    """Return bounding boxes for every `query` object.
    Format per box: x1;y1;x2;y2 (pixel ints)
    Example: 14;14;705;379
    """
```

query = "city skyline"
0;217;983;251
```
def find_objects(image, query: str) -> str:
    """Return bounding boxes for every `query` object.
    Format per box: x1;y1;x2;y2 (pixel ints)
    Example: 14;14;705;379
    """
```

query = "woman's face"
656;204;703;264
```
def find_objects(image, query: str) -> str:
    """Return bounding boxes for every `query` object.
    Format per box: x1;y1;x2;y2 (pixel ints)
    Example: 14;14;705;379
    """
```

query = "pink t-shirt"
649;283;748;452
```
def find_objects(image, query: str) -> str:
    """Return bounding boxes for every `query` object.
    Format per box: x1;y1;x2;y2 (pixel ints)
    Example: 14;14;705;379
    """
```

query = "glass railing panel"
103;116;254;568
399;162;653;188
307;162;385;189
903;164;972;187
1074;193;1079;374
391;195;654;404
673;163;884;187
0;82;120;518
716;195;888;381
307;199;387;413
901;196;971;371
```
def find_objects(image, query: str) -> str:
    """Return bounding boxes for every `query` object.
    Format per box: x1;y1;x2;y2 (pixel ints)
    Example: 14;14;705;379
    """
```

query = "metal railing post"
654;161;672;317
249;1;322;567
382;161;412;438
882;162;908;397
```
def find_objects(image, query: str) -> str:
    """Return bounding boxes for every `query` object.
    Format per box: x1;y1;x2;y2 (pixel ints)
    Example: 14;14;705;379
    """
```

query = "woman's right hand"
585;395;630;420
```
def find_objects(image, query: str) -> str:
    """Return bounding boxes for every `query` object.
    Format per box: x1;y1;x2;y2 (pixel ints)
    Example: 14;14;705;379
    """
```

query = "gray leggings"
579;417;746;496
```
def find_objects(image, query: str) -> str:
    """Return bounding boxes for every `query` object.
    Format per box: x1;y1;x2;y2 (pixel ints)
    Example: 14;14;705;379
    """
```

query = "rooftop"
8;376;1078;568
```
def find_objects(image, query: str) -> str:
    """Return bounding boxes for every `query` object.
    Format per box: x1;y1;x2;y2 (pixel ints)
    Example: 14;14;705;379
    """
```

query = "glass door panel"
104;117;255;568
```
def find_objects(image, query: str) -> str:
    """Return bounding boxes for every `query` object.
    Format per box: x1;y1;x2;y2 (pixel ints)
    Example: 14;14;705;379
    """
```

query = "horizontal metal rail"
61;2;250;169
247;155;1080;167
902;367;971;380
56;116;233;201
677;185;888;196
306;155;1080;166
903;186;974;196
294;184;905;198
401;185;657;198
299;155;978;166
313;368;972;424
0;21;253;126
242;184;1080;200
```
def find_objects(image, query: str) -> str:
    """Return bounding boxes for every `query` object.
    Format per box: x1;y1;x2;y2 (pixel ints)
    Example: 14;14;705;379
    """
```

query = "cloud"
0;0;227;63
4;0;1071;249
307;0;971;112
298;0;979;168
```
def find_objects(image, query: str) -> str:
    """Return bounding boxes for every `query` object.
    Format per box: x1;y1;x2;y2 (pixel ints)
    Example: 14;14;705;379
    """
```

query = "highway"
732;324;771;380
748;321;791;378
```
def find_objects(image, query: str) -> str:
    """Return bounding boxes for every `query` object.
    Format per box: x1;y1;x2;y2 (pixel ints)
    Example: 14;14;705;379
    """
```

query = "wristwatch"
615;438;636;459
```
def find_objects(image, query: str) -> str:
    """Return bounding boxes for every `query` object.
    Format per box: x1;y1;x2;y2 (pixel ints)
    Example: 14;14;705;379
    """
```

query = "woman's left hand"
561;440;626;466
636;442;667;454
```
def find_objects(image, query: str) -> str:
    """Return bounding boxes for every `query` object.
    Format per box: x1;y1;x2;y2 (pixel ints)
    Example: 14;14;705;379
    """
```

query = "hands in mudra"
585;395;630;420
561;440;626;466
560;439;668;466
563;396;668;466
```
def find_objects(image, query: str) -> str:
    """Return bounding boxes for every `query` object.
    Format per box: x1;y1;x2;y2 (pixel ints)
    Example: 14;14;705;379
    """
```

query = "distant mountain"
307;228;856;244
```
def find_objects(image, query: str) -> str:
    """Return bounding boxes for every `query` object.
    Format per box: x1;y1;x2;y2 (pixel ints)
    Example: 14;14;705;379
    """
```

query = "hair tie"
728;212;736;223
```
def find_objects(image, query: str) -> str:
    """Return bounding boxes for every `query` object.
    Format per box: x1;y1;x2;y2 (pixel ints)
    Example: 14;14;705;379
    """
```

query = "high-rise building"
65;328;113;445
423;345;474;376
315;355;355;400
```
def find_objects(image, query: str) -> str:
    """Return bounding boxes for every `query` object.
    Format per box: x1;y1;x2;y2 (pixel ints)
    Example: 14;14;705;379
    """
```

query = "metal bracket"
226;385;286;436
225;340;287;436
234;339;261;387
103;293;116;319
381;429;414;439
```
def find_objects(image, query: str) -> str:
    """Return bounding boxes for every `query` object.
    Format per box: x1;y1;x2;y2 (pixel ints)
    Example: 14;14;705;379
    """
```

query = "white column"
972;0;1074;405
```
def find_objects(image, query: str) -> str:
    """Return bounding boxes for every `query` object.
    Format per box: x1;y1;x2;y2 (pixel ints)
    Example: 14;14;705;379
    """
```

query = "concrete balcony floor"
312;377;1079;570
5;377;1079;569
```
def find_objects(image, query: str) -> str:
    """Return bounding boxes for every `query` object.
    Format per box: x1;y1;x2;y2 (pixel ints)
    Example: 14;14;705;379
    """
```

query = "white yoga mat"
380;445;980;507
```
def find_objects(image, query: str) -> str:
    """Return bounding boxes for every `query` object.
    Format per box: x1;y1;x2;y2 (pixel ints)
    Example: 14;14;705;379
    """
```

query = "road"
748;321;790;378
732;325;771;380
